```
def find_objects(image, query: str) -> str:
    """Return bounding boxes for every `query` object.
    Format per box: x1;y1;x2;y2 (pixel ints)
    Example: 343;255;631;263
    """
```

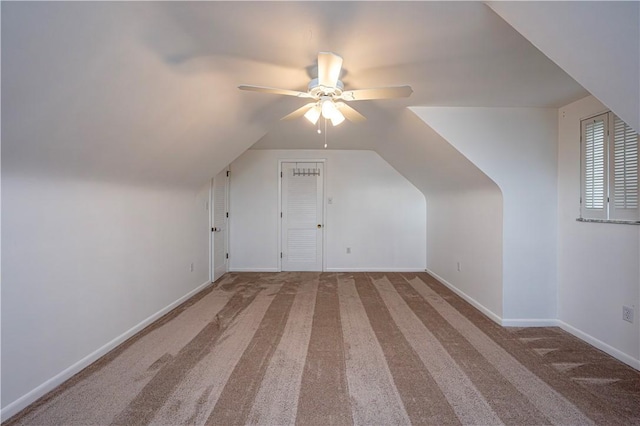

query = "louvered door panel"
287;230;318;263
287;174;317;226
281;162;323;271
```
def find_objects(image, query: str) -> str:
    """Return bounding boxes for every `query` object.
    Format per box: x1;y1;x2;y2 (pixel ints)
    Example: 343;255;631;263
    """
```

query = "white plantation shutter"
581;114;608;219
580;112;639;222
609;114;639;220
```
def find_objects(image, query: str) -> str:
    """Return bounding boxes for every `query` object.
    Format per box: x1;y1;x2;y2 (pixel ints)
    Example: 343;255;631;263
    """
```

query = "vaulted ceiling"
3;1;618;187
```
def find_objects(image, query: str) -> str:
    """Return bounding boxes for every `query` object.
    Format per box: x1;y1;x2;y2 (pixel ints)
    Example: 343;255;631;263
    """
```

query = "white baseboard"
425;269;640;370
325;267;427;272
229;268;426;272
556;320;640;370
425;268;502;325
229;268;279;272
0;280;212;422
501;318;559;327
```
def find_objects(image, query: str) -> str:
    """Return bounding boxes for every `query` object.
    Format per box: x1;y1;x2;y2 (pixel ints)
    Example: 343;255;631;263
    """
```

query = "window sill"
576;218;640;225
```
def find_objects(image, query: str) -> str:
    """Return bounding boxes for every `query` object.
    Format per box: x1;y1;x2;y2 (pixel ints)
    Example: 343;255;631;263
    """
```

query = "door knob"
317;224;322;228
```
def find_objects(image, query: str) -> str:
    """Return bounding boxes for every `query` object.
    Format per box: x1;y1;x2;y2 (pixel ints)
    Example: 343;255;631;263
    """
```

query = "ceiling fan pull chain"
324;118;328;149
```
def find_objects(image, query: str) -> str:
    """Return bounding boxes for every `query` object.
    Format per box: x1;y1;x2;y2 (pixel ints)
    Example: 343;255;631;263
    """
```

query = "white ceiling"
487;1;639;133
2;2;588;186
155;1;586;107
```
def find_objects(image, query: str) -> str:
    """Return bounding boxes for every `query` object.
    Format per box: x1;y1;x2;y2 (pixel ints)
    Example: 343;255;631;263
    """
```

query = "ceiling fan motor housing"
308;78;344;99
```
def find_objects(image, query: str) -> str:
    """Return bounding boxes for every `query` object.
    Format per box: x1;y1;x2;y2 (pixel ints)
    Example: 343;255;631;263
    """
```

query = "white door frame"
278;159;327;272
211;168;230;282
208;178;216;282
209;177;213;283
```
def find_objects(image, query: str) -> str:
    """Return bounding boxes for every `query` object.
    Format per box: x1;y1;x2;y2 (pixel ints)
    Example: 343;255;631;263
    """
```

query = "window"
581;112;639;222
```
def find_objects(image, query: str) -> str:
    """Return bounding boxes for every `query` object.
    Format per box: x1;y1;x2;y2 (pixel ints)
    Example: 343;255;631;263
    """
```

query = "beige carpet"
5;272;640;425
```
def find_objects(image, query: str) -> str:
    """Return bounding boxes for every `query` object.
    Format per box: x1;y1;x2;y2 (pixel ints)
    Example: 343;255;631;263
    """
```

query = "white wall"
426;189;503;321
374;110;504;319
413;107;558;323
1;175;210;416
488;1;640;133
2;2;272;188
229;149;426;272
557;95;640;366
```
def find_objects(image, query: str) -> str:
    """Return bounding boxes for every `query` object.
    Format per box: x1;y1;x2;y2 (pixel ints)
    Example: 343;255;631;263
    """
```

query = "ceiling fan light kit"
329;111;345;126
303;105;321;125
239;52;413;129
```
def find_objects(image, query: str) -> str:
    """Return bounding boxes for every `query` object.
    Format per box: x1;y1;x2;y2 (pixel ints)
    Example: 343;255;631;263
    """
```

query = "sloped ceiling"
2;2;588;187
488;1;640;133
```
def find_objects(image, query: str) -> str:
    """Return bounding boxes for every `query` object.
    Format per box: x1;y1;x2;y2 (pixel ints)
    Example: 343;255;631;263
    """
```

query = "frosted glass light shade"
321;100;338;119
330;110;345;126
304;105;321;125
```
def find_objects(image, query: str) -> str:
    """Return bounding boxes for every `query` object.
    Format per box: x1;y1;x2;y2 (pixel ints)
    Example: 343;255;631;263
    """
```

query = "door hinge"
280;252;283;258
226;170;230;177
280;212;283;218
280;171;283;178
226;212;229;218
226;253;229;259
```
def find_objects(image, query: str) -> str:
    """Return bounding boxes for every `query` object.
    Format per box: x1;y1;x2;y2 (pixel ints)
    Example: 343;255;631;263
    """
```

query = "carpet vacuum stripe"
205;279;298;425
369;274;501;425
388;274;555;425
353;273;462;425
405;274;595;425
337;274;411;425
111;280;270;425
4;272;640;426
410;272;637;425
147;279;284;425
247;274;318;426
295;273;352;425
7;277;235;426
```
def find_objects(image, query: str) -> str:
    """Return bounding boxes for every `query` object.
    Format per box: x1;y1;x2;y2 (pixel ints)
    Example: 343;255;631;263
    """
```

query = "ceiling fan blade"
281;103;317;120
340;85;413;101
335;102;366;122
238;85;311;98
317;52;343;88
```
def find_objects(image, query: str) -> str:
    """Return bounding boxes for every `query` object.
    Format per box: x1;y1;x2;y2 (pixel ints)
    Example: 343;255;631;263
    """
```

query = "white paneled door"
281;162;324;271
212;169;229;281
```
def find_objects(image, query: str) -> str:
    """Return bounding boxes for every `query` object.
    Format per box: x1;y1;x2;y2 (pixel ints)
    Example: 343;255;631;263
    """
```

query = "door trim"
278;159;326;272
209;177;213;283
211;168;230;282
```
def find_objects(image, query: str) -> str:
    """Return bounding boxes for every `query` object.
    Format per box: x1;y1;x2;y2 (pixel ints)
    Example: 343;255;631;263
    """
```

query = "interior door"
281;162;324;271
212;169;229;281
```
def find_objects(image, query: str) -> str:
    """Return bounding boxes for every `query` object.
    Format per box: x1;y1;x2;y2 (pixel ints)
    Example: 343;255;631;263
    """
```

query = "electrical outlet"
190;262;194;272
622;306;634;323
346;247;351;254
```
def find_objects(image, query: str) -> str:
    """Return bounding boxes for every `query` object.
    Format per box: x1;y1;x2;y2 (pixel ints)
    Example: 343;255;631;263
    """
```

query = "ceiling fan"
238;52;413;126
